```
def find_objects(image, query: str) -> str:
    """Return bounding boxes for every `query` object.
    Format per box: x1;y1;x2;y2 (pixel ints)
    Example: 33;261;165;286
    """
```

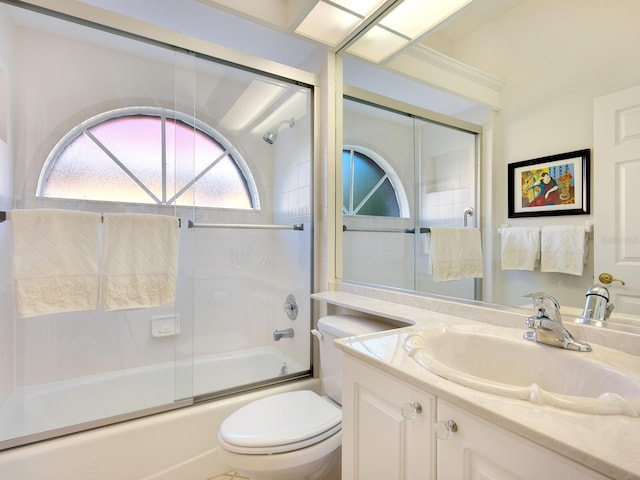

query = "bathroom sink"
403;323;640;416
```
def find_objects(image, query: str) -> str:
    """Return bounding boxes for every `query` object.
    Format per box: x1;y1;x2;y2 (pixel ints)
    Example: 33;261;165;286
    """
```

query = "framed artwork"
508;149;590;218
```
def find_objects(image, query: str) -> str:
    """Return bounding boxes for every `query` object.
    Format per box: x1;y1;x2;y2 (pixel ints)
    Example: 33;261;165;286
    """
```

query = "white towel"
429;227;483;282
11;209;101;318
500;227;540;271
540;225;586;276
101;213;179;311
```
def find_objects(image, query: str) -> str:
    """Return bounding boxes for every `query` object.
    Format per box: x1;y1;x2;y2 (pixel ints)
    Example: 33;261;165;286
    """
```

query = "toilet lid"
219;390;341;454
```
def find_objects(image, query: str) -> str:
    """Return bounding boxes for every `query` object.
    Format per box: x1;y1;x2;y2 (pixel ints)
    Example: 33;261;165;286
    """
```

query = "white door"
593;85;640;315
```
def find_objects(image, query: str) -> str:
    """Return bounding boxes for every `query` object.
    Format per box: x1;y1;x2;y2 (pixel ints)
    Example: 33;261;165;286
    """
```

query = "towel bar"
498;222;593;235
342;225;430;234
2;211;181;226
188;221;304;231
99;214;181;228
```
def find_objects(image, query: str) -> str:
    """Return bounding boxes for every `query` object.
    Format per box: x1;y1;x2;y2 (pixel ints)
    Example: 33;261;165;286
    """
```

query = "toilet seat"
218;390;341;455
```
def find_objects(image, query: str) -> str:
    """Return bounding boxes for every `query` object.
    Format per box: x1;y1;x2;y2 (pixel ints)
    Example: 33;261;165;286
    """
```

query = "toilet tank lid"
317;314;390;337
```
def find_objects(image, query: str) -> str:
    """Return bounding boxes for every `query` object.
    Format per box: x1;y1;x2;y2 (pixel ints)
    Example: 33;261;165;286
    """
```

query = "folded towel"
500;226;540;271
101;213;179;311
429;227;483;282
540;225;586;276
12;209;101;318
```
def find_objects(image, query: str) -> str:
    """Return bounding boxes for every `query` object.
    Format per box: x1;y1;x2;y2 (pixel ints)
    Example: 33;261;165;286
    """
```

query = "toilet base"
218;431;342;480
235;447;340;480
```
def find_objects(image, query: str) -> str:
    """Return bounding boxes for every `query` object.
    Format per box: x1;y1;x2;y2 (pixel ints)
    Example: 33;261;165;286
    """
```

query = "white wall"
447;0;640;308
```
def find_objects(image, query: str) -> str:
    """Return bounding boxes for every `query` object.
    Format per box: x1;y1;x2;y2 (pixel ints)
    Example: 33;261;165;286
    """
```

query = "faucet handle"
523;292;560;310
523;292;545;313
541;294;560;311
523;292;547;300
523;293;562;323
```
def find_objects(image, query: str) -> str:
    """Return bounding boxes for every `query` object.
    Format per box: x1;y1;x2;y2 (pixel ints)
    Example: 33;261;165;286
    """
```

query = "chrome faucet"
523;293;591;352
273;327;294;341
577;285;614;326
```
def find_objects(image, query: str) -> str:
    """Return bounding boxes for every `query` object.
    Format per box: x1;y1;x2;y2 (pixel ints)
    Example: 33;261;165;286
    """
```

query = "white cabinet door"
342;355;436;480
437;399;609;480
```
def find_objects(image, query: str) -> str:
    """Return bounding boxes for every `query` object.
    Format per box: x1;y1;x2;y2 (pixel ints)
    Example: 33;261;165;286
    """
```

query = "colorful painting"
508;150;590;218
520;163;575;208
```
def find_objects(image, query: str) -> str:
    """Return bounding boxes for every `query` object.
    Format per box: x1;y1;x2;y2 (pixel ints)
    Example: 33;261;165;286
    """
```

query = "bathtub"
0;376;320;479
193;345;306;394
0;346;308;449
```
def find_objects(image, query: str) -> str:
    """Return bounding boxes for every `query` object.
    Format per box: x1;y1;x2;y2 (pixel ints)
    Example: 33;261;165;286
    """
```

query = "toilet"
217;314;390;480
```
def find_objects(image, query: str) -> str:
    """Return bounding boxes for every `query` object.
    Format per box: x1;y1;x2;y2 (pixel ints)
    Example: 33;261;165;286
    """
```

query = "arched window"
38;107;259;209
342;145;409;217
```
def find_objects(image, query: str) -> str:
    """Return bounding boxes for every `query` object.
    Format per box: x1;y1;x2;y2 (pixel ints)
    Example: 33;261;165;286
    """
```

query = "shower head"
263;118;295;144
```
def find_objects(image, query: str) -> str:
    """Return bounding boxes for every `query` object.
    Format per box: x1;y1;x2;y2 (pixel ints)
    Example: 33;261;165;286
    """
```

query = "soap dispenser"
578;285;614;325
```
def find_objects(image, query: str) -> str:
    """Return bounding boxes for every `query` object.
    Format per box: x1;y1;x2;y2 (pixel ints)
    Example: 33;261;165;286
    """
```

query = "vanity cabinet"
342;354;609;480
342;356;436;480
437;399;609;480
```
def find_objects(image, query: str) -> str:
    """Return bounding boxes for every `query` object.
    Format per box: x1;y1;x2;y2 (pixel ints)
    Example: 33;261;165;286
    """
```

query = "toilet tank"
316;314;390;405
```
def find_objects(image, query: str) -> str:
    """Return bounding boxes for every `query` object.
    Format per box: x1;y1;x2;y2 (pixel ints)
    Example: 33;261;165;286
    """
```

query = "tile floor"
208;470;251;480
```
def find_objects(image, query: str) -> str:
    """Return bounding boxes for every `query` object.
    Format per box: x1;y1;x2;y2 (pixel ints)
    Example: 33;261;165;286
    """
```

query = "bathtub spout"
273;328;294;341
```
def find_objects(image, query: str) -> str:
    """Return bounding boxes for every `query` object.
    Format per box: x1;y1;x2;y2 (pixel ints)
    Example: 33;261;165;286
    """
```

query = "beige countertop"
313;290;640;480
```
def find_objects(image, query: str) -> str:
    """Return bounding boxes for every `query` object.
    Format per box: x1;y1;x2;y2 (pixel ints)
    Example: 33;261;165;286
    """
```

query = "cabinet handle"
401;402;422;420
434;419;458;440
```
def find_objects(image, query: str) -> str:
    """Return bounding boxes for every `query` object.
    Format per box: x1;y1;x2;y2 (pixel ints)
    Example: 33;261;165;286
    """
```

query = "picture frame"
507;149;590;218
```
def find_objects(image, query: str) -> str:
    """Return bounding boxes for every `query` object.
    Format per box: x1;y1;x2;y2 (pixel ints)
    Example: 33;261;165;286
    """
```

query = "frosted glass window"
39;108;254;209
343;148;401;217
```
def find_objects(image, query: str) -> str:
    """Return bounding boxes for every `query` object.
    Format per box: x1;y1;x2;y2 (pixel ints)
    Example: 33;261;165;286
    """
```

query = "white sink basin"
403;323;640;416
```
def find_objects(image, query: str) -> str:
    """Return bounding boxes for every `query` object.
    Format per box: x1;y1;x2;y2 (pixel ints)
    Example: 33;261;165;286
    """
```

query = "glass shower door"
415;118;479;300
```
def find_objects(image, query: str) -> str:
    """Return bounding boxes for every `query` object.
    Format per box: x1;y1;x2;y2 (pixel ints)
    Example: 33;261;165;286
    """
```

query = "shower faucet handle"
283;294;298;320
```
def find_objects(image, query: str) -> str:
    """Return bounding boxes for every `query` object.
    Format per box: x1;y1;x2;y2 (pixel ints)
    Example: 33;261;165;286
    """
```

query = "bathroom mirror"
336;0;640;329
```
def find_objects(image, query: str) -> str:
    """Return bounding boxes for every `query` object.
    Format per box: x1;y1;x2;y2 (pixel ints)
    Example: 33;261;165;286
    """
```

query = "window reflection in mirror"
342;146;407;218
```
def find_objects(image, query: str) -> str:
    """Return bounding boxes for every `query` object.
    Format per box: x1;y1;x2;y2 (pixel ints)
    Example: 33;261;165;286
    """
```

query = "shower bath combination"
263;118;295;144
2;1;314;456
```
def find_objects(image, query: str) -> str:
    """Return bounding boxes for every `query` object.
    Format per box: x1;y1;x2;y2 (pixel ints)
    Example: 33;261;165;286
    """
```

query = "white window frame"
37;106;260;209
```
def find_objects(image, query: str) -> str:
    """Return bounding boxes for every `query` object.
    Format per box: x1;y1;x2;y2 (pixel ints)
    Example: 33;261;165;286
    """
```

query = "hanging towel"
11;209;101;318
429;227;483;282
540;225;586;276
500;226;540;271
102;213;179;311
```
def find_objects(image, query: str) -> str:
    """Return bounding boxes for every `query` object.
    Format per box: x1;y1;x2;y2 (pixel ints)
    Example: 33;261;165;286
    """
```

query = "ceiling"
198;0;523;66
72;0;521;71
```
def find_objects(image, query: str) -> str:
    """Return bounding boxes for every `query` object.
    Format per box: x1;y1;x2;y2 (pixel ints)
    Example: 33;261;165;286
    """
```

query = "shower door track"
0;398;193;452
